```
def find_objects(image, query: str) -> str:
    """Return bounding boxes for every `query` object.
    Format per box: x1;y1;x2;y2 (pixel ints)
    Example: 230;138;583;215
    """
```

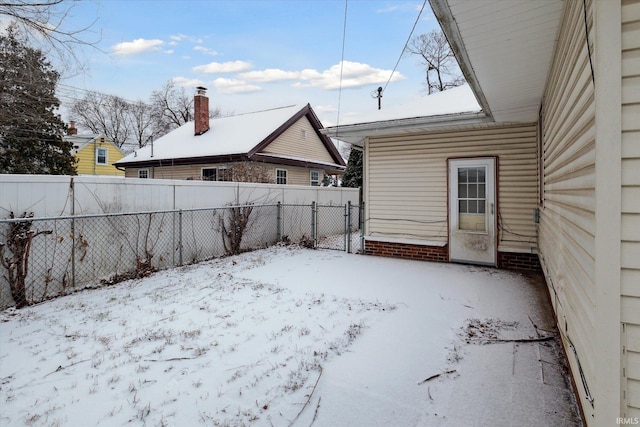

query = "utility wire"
382;0;427;94
582;0;595;85
335;0;348;134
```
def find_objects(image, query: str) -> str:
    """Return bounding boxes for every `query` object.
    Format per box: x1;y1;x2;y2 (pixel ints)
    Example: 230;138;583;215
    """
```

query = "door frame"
447;156;498;266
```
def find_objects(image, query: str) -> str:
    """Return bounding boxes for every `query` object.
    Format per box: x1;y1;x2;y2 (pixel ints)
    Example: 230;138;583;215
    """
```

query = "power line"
57;83;148;106
381;0;428;94
335;0;348;132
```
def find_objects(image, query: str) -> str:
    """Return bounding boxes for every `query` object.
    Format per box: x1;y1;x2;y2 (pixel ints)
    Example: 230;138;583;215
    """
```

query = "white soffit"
438;0;564;123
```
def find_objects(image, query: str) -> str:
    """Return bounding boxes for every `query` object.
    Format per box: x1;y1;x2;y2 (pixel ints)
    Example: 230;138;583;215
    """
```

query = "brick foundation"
497;251;541;271
364;240;448;263
364;239;541;272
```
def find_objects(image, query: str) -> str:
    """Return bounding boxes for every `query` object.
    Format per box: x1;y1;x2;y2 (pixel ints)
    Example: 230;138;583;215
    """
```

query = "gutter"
322;110;489;146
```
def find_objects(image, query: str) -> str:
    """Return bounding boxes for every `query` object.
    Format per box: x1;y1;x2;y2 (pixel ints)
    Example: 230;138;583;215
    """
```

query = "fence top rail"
0;204;278;223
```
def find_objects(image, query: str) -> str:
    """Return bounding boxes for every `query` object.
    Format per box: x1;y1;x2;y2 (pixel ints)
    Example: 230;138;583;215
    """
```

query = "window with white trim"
276;169;287;185
310;170;320;186
96;147;107;165
138;169;149;179
202;168;217;181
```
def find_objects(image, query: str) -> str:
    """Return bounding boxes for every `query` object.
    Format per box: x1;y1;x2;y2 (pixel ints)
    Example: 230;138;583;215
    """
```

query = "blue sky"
58;1;440;126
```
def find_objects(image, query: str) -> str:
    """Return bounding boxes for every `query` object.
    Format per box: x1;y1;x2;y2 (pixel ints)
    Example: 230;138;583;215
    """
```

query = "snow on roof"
64;134;103;154
117;104;303;164
335;84;481;127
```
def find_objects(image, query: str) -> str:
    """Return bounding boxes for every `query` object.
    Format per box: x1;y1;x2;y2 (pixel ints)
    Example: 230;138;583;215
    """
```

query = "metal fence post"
70;177;76;288
276;202;282;241
311;201;317;248
178;209;183;266
346;201;352;253
360;202;365;254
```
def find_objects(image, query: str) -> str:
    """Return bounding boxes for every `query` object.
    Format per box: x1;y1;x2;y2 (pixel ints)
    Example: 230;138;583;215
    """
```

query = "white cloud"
171;76;205;88
314;105;338;115
112;38;164;55
237;68;300;83
212;78;261;94
193;46;219;56
170;34;186;41
239;61;403;90
193;60;253;74
164;49;174;54
376;5;399;13
310;61;404;89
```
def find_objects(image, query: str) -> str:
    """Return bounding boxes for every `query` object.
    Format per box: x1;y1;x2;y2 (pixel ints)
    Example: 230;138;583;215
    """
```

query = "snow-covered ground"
0;245;581;426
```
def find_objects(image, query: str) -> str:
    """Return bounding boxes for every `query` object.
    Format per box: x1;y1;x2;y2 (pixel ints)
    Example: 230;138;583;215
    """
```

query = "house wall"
262;116;335;164
364;123;538;264
124;162;324;186
622;0;640;418
75;141;125;176
538;0;630;422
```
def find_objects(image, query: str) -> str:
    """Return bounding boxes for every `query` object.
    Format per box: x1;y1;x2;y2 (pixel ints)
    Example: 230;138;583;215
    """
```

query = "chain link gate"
314;202;363;254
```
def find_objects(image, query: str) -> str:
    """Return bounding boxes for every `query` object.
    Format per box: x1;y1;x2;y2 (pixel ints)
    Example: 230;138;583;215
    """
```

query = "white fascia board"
322;111;489;147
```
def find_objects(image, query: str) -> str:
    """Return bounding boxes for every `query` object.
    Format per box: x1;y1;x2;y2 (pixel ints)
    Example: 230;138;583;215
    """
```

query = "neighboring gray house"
327;0;640;424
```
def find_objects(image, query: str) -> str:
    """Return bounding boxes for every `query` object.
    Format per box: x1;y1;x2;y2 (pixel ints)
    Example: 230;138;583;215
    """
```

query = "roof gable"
250;104;345;166
66;134;123;155
117;104;345;168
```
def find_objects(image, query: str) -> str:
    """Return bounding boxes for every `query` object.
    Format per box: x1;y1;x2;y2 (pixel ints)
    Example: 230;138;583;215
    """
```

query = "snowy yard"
0;245;581;426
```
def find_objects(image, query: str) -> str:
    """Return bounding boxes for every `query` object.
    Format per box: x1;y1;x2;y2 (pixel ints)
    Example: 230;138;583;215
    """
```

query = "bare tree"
150;80;194;134
70;93;132;148
0;0;101;74
150;80;221;135
229;162;271;183
128;100;157;149
406;30;465;94
69;81;225;150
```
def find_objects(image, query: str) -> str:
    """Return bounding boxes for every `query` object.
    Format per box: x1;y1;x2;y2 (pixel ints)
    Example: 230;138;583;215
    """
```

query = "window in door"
457;167;486;231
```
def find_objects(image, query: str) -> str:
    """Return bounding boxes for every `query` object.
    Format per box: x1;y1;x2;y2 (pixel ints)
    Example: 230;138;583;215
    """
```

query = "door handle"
491;203;494;215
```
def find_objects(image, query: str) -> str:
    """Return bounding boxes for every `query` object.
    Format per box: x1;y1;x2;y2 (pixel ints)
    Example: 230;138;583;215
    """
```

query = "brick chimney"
67;121;78;135
194;86;209;136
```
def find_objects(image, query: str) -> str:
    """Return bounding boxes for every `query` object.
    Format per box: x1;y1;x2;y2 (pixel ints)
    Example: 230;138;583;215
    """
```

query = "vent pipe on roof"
194;86;209;136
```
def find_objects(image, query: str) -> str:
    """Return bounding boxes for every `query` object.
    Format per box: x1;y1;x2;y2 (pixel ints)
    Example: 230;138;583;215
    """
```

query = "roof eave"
428;0;493;121
322;111;489;146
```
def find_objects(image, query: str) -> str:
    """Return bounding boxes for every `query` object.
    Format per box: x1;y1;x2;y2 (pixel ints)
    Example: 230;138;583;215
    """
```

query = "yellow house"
65;131;125;176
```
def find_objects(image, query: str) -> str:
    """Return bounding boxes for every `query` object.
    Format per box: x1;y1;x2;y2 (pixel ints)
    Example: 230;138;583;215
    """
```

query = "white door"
449;158;496;266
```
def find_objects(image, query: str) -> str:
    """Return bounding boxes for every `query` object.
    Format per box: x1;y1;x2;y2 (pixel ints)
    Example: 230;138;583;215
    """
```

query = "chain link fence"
0;203;363;309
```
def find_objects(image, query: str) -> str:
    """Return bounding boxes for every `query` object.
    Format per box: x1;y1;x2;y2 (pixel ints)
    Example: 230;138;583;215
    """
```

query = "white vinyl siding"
262;117;335;164
538;0;596;418
366;124;538;253
622;0;640;417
